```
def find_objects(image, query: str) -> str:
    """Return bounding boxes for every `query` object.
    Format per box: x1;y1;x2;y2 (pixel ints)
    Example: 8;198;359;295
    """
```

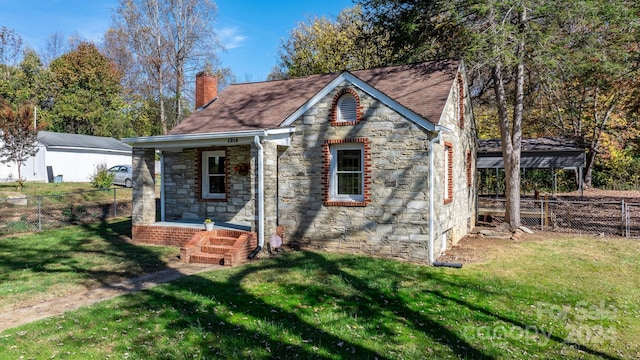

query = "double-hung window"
202;150;226;199
330;143;364;202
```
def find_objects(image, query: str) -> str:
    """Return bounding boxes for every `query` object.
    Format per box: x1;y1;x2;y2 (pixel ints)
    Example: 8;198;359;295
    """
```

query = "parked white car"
108;165;133;188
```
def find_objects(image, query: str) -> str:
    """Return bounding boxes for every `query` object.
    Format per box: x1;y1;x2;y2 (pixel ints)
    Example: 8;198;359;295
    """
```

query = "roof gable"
169;60;461;136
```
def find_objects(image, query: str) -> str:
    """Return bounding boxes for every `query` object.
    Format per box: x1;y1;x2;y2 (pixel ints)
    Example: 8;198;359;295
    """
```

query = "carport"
477;137;586;197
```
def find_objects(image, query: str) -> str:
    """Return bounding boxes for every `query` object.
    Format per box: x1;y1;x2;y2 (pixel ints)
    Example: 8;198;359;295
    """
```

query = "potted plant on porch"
204;218;214;231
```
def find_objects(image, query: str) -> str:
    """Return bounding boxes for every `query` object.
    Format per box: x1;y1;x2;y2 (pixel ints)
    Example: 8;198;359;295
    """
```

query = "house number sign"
227;138;239;143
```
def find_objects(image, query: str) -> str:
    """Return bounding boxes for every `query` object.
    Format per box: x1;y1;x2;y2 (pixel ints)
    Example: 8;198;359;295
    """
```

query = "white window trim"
337;94;357;123
202;150;226;199
330;143;364;202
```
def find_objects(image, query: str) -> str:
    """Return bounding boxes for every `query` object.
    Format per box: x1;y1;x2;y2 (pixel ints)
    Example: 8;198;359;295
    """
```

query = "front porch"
127;132;287;263
132;221;257;266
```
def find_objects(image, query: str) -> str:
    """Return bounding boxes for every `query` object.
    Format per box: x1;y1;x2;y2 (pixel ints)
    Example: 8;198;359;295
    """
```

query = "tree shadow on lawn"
0;218;177;291
106;251;496;359
114;250;622;360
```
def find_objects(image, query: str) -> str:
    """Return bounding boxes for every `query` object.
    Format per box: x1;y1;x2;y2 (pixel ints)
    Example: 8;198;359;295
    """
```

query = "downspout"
160;151;165;222
428;130;442;265
248;135;264;258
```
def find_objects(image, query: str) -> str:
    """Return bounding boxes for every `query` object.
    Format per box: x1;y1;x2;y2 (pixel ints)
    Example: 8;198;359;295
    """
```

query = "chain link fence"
478;196;639;237
0;188;132;236
625;204;640;238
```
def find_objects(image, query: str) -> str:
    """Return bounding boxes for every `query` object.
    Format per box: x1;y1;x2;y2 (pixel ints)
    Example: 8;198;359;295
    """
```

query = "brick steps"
180;229;258;266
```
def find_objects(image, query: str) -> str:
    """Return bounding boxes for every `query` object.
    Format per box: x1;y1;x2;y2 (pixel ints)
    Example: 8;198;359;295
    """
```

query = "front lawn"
1;227;639;359
0;219;178;311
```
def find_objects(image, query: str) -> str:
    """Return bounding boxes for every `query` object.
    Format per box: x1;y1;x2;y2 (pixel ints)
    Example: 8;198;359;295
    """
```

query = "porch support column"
263;140;279;240
132;147;156;225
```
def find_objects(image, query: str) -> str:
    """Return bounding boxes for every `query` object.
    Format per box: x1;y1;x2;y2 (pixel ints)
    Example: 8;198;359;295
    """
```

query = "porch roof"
122;128;294;150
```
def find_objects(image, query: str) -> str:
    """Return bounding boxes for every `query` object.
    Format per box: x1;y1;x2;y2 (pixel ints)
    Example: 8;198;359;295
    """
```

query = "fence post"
38;196;42;232
621;199;625;237
113;188;117;218
540;199;544;231
625;203;629;238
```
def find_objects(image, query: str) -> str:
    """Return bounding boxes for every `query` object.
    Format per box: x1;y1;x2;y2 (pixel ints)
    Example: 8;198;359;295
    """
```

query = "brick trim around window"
322;138;371;207
444;142;454;204
197;147;229;202
330;88;362;126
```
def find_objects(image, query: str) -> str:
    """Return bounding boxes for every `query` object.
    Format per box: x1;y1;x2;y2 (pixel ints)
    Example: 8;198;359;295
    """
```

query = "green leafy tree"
270;6;394;79
0;27;24;104
535;0;640;187
0;99;40;189
360;0;549;228
360;0;640;195
48;42;131;138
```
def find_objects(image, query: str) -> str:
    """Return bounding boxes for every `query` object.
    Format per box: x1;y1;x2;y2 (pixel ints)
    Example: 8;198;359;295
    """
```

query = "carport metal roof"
477;137;585;169
477;137;586;195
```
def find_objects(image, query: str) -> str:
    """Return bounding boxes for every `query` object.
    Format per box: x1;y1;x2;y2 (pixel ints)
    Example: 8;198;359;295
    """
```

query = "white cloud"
217;26;247;50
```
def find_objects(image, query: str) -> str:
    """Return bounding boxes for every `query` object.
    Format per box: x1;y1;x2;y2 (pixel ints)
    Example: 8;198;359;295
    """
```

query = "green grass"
0;181;133;202
1;228;639;359
0;219;178;311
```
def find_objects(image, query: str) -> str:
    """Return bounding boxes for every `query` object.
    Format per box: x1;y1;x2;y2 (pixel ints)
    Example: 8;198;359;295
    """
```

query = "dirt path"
0;263;220;332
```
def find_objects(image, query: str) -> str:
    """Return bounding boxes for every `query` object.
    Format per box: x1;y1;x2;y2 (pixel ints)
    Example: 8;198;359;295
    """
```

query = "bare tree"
112;0;220;134
40;32;69;65
0;27;23;68
165;0;221;128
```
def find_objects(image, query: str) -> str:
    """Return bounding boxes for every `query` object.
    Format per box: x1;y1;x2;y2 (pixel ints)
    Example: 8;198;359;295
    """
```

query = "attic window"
338;95;357;122
331;89;361;126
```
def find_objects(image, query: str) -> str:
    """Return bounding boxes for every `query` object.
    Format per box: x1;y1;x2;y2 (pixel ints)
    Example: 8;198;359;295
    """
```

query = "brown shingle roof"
169;60;460;135
350;60;459;124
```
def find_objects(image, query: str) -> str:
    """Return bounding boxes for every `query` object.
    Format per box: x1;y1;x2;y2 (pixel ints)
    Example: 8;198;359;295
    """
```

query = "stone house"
124;60;477;264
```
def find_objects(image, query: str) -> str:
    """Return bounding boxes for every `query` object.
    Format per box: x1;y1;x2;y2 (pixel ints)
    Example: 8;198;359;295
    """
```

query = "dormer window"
331;88;361;126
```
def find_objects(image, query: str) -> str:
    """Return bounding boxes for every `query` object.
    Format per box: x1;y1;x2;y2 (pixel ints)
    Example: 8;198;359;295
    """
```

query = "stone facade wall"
430;70;477;256
132;148;156;225
162;145;255;225
276;77;476;263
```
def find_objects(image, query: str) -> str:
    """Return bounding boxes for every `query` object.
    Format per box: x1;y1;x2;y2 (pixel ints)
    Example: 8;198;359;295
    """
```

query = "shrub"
90;163;115;189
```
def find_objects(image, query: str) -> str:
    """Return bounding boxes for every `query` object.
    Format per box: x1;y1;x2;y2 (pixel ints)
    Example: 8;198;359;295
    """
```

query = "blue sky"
0;0;354;81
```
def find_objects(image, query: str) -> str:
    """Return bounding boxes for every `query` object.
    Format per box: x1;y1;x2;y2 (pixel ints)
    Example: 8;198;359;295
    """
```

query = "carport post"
540;200;544;231
113;188;117;217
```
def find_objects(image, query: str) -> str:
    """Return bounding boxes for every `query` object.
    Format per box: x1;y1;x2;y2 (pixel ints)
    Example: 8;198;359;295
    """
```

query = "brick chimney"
195;71;218;109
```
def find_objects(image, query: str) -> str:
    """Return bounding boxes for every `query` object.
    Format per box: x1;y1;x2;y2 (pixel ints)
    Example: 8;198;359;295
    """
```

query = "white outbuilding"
0;131;132;183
